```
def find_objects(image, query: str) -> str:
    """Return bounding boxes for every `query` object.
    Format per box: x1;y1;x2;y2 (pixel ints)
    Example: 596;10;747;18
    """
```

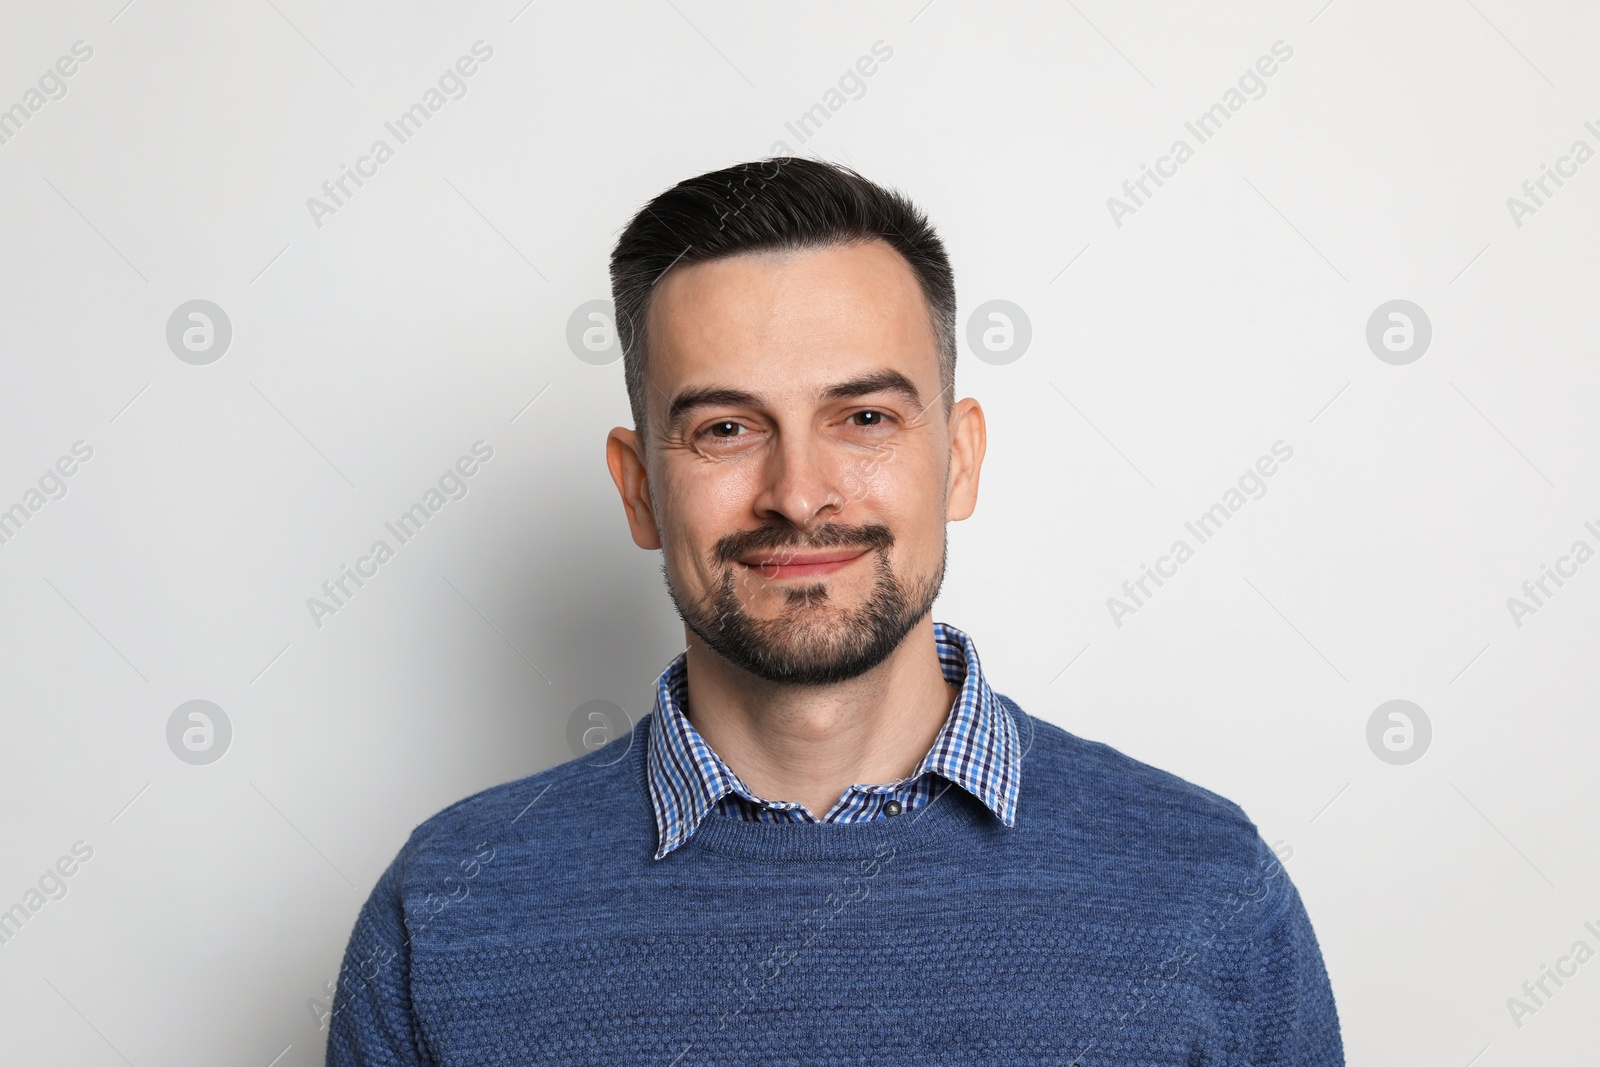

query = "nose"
749;429;845;531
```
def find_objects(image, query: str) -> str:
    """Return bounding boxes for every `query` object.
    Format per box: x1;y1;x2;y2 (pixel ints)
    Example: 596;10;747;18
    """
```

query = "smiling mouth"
736;549;870;579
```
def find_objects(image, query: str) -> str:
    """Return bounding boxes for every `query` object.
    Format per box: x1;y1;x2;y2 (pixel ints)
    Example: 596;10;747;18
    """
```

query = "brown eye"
700;419;748;441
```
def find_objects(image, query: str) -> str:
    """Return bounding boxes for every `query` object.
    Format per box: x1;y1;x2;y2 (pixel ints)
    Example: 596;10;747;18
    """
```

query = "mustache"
716;523;894;564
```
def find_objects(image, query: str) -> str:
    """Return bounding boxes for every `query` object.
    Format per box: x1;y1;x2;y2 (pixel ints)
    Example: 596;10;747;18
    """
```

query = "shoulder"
999;692;1254;829
996;693;1274;888
385;719;649;884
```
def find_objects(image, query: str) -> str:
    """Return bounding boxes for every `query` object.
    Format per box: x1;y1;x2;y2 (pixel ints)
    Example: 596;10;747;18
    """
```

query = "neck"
681;616;959;819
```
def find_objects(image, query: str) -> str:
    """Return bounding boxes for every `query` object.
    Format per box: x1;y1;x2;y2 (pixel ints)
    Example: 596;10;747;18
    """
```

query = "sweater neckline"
671;766;986;862
628;695;1028;863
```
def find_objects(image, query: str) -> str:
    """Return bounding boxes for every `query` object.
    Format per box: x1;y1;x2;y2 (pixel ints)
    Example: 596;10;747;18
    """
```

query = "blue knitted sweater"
326;695;1343;1065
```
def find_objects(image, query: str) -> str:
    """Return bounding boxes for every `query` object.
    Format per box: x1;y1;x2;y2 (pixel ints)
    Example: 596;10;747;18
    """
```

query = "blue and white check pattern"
645;620;1022;860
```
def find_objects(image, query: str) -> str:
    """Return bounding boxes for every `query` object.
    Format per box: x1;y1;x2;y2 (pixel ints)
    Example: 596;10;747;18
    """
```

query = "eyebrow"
663;369;923;436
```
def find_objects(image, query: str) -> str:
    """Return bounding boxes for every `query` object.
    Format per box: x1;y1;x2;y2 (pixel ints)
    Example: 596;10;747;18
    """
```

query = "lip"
736;549;870;579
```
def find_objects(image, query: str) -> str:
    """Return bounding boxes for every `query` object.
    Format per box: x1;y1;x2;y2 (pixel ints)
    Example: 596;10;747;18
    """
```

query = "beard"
663;521;946;687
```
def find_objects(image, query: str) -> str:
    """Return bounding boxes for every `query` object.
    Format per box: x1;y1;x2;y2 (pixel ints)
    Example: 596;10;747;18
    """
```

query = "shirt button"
884;799;903;817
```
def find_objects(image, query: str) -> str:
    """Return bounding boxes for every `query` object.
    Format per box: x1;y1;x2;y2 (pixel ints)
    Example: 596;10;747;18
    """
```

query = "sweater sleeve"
1241;837;1344;1066
325;849;434;1067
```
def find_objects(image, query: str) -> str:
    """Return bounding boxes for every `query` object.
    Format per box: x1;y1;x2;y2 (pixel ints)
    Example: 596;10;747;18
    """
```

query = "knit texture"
326;696;1344;1065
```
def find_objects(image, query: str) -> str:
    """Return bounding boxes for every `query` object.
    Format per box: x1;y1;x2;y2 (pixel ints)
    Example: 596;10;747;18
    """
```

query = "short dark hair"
608;157;956;443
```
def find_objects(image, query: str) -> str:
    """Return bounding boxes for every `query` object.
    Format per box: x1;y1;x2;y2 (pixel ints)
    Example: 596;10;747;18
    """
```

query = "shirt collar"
645;621;1021;860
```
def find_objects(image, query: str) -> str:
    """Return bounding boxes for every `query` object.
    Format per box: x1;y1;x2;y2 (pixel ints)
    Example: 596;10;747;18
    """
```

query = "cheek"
843;443;941;514
704;462;764;516
660;466;752;572
864;453;947;571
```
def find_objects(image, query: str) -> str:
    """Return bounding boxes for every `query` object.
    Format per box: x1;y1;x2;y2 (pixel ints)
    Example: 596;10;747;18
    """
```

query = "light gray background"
2;1;1596;1063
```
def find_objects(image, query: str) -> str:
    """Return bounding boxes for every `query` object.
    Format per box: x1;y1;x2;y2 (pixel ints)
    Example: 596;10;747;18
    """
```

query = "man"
327;157;1344;1064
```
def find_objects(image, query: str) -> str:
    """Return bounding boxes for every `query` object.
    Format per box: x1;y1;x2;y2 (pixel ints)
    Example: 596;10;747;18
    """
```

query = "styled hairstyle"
608;157;956;443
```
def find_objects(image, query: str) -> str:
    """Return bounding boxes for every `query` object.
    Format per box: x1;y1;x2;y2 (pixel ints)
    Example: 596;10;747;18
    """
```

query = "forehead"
644;239;939;410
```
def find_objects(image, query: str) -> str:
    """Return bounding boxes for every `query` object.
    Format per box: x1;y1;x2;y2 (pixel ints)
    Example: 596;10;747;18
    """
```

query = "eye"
848;409;895;429
696;419;748;441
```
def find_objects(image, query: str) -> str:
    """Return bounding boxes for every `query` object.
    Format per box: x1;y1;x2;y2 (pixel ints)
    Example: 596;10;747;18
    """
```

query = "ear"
945;398;985;521
606;427;662;550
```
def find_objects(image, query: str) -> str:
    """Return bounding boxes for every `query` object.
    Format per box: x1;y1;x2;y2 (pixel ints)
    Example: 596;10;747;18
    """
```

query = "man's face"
606;239;982;687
